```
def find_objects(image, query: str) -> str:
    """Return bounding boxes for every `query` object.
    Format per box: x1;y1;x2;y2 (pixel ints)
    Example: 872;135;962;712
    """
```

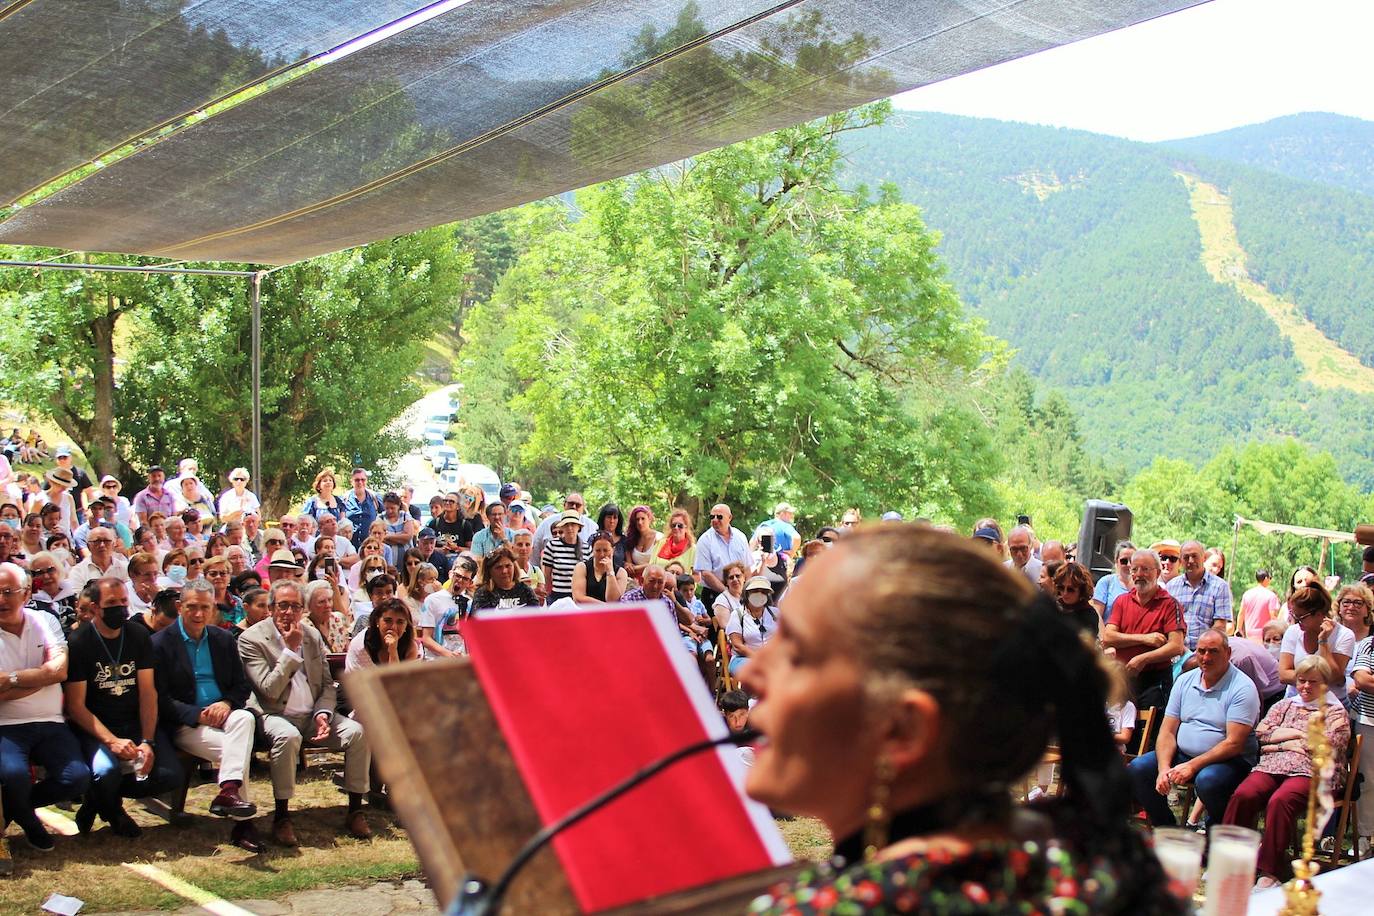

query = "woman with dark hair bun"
742;525;1184;914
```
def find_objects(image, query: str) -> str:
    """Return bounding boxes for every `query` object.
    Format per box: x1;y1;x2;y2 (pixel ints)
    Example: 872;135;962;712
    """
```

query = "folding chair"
717;629;734;693
1127;707;1161;761
1324;732;1364;867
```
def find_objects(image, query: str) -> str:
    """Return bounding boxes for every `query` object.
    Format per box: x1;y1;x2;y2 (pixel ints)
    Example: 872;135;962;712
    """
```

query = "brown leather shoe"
271;817;299;847
230;821;265;854
344;810;372;840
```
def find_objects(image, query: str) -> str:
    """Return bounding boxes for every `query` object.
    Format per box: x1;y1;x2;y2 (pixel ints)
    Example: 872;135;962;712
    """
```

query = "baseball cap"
499;483;519;499
54;445;72;458
973;527;1002;543
881;511;903;522
417;528;437;541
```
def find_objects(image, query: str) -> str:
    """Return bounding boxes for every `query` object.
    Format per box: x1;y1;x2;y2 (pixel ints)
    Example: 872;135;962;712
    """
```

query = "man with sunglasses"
419;560;475;658
531;492;596;563
694;504;751;609
427;492;468;540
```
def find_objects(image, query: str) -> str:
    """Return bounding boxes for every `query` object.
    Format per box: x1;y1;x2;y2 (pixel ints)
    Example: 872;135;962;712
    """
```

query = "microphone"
447;727;760;915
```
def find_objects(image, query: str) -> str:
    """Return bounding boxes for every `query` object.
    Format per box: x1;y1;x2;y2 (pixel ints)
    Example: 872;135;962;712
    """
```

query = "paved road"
385;384;462;512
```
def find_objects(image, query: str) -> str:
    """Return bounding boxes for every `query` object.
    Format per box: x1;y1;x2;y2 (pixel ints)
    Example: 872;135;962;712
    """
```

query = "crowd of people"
3;447;1373;906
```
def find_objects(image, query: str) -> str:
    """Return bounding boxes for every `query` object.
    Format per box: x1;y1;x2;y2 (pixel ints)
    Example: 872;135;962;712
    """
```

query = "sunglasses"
565;502;583;509
231;477;248;483
102;482;119;489
1118;557;1131;565
726;574;744;582
710;514;725;521
671;522;686;529
1160;556;1178;563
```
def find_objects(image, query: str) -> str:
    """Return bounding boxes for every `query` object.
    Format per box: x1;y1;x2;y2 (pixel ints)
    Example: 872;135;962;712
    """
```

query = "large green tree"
460;103;1003;527
0;230;468;513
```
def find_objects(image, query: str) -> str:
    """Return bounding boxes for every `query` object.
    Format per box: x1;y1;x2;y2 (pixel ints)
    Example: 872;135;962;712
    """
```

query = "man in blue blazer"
151;578;263;851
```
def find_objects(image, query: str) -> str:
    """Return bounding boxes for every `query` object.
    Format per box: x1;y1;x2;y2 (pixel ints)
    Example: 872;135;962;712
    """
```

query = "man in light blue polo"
1128;629;1259;826
1167;539;1234;650
694;504;751;608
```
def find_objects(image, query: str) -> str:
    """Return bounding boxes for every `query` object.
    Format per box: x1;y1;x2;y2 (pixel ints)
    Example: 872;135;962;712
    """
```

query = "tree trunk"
86;299;120;477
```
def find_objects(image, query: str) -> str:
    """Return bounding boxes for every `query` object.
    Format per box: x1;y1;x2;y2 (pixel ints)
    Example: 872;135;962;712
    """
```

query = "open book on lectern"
461;601;792;913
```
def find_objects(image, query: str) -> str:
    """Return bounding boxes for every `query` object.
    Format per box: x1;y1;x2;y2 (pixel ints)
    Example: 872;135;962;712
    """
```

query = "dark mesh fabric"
0;0;1208;263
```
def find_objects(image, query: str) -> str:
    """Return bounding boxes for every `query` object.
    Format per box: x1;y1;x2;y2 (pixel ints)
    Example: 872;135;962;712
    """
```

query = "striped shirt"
1350;636;1374;725
542;537;583;595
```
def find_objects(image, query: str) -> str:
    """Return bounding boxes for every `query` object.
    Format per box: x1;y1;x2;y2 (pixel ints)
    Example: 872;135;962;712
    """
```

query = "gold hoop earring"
863;755;894;861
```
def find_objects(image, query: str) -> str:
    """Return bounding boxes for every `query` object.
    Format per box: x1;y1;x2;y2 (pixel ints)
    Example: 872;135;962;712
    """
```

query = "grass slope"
1179;173;1374;394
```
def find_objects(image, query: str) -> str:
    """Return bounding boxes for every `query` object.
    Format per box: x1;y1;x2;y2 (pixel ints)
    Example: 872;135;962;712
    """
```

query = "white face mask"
1266;643;1282;661
746;592;768;609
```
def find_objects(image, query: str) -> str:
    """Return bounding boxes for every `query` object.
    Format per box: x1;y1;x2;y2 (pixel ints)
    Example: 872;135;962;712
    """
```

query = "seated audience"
0;562;91;852
726;576;778;679
472;546;539;610
238;579;372;845
150;577;261;851
1128;630;1260;826
345;598;420;670
64;577;183;837
1222;656;1349;889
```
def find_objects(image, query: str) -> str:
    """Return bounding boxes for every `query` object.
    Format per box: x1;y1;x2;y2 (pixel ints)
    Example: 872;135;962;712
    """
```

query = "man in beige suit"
238;579;371;845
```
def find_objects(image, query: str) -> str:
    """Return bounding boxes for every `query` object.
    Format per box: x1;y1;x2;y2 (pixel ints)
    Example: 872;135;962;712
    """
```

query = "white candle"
1204;827;1261;916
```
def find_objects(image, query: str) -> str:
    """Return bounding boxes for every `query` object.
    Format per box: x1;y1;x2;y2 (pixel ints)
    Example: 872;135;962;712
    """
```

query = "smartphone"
1016;514;1031;527
324;558;337;576
760;532;774;553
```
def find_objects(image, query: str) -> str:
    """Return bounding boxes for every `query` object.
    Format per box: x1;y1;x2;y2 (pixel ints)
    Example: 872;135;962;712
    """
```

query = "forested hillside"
1166;112;1374;198
842;112;1374;485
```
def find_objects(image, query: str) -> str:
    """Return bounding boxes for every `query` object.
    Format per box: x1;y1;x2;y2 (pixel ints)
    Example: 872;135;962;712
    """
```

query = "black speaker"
1077;500;1133;584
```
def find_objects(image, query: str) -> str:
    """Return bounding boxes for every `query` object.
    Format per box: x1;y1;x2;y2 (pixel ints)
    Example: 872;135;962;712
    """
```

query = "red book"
464;602;790;912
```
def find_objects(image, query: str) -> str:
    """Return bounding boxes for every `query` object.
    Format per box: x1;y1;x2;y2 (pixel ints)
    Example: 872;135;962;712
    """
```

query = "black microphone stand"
447;728;759;916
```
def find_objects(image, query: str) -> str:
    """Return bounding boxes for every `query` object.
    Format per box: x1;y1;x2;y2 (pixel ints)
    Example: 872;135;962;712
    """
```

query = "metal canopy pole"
250;271;263;491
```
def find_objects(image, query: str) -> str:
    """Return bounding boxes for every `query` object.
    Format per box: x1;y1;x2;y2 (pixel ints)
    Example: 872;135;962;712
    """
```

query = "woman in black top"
471;546;539;610
572;531;626;604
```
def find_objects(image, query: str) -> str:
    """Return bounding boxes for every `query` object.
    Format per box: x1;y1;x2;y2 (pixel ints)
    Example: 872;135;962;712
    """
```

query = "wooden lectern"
347;658;797;915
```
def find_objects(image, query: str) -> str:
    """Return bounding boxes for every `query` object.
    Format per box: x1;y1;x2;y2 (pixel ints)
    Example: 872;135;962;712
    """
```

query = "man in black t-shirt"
64;577;183;837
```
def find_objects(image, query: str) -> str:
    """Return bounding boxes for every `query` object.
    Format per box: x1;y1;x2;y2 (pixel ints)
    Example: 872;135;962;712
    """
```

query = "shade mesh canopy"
0;0;1208;264
0;0;440;205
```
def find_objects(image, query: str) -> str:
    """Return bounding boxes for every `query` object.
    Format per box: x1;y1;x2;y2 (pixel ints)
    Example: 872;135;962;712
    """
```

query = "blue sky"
892;0;1374;141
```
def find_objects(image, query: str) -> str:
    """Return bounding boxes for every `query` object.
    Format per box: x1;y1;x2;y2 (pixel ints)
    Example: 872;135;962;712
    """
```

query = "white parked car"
437;467;461;489
451;463;500;503
420;431;446;459
431;446;459;473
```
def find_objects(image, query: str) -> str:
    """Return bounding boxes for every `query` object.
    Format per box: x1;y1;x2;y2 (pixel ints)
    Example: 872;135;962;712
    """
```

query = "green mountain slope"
841;112;1374;485
1165;112;1374;198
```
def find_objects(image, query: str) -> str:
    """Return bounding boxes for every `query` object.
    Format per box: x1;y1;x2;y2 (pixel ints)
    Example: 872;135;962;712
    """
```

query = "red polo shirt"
1110;587;1184;669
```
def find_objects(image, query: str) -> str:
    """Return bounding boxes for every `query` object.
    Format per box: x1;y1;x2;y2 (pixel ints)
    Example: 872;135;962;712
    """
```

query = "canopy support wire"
251;272;263;492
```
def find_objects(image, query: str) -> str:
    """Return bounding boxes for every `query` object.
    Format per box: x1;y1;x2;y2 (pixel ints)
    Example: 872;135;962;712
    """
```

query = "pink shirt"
1240;584;1280;639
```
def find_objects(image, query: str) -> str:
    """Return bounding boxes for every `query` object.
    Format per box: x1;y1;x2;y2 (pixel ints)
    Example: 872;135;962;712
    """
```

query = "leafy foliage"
459;104;1002;528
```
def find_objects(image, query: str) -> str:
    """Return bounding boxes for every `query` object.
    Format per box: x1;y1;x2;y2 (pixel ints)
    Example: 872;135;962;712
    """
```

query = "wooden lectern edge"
345;663;469;904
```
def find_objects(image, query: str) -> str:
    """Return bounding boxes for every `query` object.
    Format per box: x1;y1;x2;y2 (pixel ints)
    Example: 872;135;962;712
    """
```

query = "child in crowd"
720;689;754;768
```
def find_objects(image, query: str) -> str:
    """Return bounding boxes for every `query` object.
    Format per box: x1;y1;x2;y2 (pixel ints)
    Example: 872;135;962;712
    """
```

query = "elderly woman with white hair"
1223;655;1349;888
303;577;350;653
216;467;260;524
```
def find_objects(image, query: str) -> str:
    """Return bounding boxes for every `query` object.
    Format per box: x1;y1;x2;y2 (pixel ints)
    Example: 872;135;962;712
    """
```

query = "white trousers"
173;707;256;793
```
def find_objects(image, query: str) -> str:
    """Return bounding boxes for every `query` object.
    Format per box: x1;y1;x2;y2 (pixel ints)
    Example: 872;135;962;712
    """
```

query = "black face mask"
100;605;129;630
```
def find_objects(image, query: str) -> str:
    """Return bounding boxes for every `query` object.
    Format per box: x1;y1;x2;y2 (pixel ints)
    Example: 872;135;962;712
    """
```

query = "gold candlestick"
1279;706;1331;916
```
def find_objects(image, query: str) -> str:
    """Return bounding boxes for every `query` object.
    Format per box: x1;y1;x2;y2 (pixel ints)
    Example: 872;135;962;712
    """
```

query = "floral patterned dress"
749;833;1167;915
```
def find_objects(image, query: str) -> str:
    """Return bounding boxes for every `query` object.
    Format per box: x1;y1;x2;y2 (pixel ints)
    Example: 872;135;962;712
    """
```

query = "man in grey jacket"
238;579;371;846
